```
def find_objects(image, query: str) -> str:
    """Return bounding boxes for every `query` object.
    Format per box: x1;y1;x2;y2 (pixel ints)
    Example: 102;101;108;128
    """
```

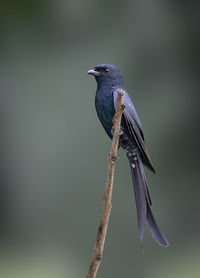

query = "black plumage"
88;64;169;247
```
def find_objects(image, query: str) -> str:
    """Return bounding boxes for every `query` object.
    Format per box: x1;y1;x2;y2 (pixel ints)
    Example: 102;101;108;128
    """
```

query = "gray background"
1;1;199;277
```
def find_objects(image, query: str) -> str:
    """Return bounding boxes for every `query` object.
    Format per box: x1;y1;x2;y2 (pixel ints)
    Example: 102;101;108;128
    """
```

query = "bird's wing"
113;89;156;173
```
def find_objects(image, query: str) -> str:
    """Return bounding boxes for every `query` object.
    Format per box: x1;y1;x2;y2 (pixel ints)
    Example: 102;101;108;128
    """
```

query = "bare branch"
86;90;125;278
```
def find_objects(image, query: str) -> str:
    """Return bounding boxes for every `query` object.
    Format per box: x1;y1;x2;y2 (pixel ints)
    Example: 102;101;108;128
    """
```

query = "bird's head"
87;64;124;87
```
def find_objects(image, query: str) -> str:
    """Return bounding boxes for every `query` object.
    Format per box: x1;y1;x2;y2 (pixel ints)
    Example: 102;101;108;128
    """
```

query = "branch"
86;90;125;278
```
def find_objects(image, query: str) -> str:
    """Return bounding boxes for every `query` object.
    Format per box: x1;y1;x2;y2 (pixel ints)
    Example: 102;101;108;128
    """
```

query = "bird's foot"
111;126;123;136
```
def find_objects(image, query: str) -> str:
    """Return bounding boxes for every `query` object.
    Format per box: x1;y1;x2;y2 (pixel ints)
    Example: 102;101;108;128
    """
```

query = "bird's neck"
96;79;124;90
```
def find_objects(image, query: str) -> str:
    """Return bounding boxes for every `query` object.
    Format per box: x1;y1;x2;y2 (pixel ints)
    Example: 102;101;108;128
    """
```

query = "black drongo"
87;64;169;247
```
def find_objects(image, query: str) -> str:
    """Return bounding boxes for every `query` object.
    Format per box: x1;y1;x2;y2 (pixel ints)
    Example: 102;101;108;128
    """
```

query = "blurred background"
0;0;200;277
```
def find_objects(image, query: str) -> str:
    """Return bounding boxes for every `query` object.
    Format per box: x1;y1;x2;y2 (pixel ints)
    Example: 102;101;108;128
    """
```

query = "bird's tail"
127;151;169;247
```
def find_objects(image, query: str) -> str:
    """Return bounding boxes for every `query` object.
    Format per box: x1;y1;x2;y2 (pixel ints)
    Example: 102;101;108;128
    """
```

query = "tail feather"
128;152;169;247
147;206;169;247
130;157;146;240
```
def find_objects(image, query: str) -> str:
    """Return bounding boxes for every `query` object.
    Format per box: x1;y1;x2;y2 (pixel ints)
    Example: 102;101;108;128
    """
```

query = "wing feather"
114;89;156;173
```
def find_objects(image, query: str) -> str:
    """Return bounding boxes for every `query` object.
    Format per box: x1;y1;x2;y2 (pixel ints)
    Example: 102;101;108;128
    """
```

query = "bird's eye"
105;68;109;73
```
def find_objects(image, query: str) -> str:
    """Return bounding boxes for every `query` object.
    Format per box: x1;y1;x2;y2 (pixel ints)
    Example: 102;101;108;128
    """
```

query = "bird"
87;64;169;247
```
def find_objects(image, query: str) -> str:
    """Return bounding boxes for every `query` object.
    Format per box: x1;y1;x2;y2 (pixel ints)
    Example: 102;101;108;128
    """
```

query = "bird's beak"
87;69;101;76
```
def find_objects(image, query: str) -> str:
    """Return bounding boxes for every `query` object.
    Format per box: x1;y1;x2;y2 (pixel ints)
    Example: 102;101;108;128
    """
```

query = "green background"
1;1;199;277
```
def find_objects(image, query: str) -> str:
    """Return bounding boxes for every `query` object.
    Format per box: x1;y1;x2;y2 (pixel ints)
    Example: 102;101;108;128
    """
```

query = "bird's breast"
95;88;115;138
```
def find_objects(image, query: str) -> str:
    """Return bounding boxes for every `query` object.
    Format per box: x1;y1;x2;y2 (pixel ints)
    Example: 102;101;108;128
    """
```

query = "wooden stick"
86;90;125;278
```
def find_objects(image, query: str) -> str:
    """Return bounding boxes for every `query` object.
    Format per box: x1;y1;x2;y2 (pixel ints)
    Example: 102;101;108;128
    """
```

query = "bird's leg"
111;125;123;136
110;125;123;161
111;126;114;135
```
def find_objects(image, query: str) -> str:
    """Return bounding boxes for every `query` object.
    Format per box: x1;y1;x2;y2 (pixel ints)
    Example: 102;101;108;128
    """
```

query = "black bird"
87;64;169;247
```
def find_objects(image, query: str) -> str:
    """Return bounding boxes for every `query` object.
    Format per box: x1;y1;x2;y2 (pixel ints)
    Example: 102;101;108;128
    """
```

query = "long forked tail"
127;151;169;247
